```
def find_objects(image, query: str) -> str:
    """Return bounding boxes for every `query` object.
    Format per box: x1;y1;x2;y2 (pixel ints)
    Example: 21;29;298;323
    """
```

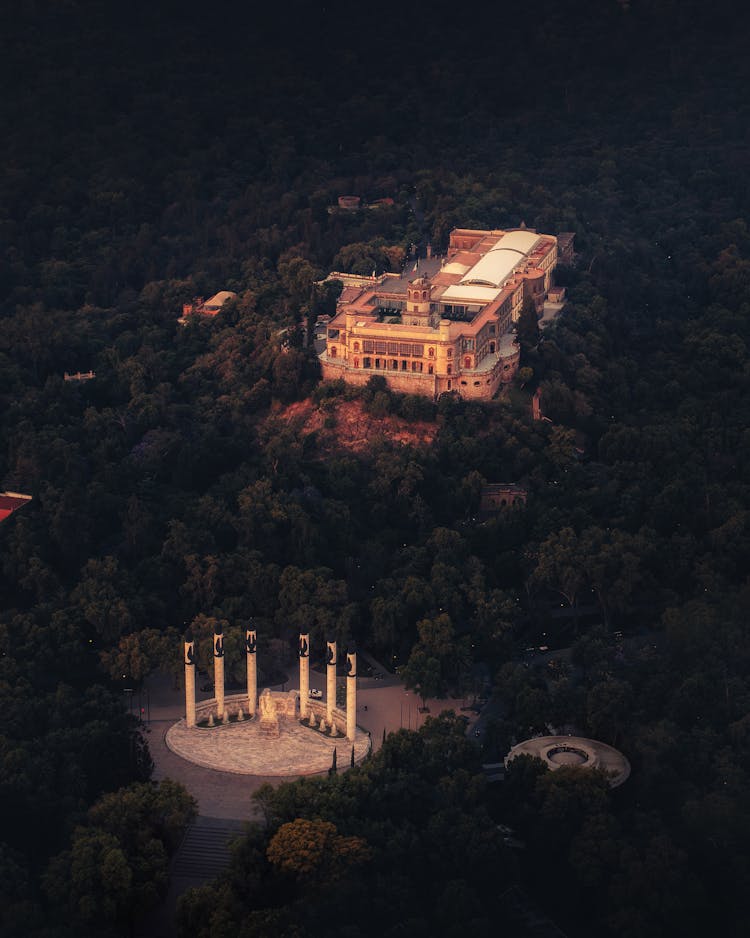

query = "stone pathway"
145;667;475;820
137;817;246;938
165;714;371;776
148;719;270;820
139;668;481;935
172;816;244;879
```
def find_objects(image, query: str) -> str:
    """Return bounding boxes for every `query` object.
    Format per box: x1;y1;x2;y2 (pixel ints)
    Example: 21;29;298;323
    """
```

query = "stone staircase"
172;816;245;882
136;818;246;937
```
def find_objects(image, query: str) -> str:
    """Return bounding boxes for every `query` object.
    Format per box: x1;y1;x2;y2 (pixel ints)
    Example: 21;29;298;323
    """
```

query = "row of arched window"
351;341;450;359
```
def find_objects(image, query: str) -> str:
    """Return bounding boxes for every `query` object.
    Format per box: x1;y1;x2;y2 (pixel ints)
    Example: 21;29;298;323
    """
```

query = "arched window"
447;380;452;390
353;341;360;352
464;357;471;368
447;364;452;375
330;346;337;358
428;348;435;358
428;364;434;375
354;358;359;368
489;341;496;353
422;290;427;300
447;348;453;358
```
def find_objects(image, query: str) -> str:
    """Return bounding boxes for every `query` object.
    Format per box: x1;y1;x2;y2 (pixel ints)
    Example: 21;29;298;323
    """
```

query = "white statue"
259;688;275;720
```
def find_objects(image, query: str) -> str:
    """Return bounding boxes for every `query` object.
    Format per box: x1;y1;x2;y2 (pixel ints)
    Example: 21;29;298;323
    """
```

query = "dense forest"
1;0;750;935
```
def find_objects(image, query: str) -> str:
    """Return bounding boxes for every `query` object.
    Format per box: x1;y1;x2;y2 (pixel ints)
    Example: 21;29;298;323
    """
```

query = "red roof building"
319;227;560;400
0;492;32;524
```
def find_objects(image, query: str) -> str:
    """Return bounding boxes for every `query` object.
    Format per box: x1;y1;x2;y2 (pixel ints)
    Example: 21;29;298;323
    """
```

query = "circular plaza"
166;694;371;776
505;735;631;787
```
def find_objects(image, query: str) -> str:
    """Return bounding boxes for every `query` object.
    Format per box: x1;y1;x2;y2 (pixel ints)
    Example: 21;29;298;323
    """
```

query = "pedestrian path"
137;816;245;937
165;711;371;776
172;816;245;880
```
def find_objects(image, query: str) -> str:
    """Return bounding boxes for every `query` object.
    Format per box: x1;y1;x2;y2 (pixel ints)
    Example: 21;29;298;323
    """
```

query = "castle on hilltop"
319;227;566;400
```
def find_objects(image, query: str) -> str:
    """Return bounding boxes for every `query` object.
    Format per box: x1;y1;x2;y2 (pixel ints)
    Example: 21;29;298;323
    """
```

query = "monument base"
259;717;280;738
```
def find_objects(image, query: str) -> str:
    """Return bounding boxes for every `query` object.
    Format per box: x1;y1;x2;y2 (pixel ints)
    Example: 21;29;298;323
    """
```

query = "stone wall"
321;357;438;397
304;699;348;737
195;693;260;723
194;694;350;736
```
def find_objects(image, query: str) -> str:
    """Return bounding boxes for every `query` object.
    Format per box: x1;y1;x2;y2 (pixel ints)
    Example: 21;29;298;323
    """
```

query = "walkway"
140;665;478;936
145;666;477;820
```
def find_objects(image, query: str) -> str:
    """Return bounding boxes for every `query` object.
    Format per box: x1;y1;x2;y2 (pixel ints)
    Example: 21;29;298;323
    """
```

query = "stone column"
299;632;310;720
326;636;337;725
184;629;196;728
245;624;257;717
346;643;357;742
213;624;225;719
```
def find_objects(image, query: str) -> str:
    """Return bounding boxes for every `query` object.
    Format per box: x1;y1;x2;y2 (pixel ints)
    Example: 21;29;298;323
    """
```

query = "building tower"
245;623;257;717
213;624;225;719
406;276;432;323
299;632;310;720
184;629;196;728
326;636;337;725
346;643;357;743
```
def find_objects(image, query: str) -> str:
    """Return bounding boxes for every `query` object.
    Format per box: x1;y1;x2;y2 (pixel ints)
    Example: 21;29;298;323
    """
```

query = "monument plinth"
258;687;280;736
168;628;369;776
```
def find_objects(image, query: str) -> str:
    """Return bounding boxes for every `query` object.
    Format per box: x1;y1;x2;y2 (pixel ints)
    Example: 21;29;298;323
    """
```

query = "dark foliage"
1;0;749;934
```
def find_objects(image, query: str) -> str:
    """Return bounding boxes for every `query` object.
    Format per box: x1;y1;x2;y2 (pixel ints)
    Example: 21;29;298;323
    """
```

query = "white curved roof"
460;248;523;288
204;291;238;307
442;261;471;276
495;230;540;254
442;283;501;303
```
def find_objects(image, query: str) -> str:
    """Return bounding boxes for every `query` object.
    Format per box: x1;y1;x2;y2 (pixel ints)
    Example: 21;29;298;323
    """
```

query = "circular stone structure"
505;735;630;787
166;695;371;777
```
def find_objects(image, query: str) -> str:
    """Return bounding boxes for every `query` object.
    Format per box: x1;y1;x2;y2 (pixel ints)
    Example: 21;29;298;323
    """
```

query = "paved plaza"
145;664;475;820
166;708;371;776
506;735;631;787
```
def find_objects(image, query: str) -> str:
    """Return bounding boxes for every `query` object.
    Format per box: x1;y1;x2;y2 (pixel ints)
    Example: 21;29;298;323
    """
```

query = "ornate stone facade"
319;227;559;399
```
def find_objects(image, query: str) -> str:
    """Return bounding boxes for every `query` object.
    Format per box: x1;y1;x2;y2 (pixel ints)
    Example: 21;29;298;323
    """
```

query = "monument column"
184;629;196;728
245;624;257;717
346;643;357;742
299;632;310;720
213;624;225;719
326;636;337;725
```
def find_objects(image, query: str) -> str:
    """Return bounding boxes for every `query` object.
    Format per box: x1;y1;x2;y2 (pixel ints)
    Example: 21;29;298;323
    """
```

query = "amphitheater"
505;735;630;787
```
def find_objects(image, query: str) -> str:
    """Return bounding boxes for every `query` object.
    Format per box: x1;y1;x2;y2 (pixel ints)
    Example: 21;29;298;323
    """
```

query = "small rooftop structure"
0;492;32;524
480;483;527;515
203;291;237;313
547;286;566;303
179;291;237;324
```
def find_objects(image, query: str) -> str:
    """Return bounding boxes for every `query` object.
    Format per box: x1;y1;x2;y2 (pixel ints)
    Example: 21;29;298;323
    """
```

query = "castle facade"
318;227;559;400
